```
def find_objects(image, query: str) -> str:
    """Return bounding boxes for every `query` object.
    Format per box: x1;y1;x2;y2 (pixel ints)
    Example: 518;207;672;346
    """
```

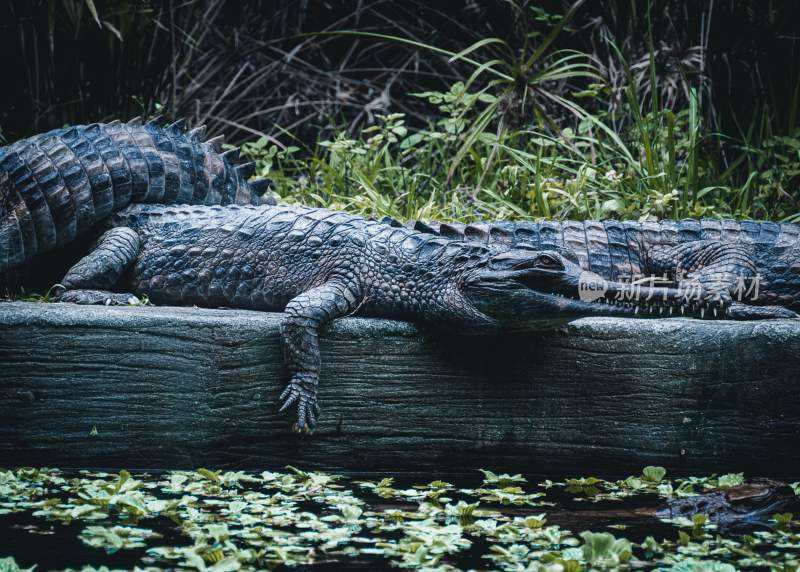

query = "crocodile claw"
54;289;141;306
279;373;320;434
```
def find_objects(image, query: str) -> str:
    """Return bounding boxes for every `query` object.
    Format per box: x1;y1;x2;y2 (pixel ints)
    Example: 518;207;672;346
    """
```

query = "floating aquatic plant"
0;467;798;570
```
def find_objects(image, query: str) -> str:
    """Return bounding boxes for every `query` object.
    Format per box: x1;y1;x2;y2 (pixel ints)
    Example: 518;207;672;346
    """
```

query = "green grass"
7;1;800;225
241;80;800;224
236;11;800;225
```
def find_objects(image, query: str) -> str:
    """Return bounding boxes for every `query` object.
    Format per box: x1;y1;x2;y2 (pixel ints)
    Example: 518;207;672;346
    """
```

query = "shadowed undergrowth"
1;0;798;223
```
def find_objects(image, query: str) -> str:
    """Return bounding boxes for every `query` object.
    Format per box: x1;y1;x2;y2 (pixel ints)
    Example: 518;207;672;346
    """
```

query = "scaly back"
0;117;270;273
385;217;800;281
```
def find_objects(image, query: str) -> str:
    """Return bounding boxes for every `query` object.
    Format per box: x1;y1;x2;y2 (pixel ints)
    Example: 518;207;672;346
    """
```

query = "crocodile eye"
535;254;563;269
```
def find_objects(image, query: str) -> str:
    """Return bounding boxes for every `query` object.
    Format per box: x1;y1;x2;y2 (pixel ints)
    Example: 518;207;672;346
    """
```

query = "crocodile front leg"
645;240;757;315
279;280;362;433
53;227;141;305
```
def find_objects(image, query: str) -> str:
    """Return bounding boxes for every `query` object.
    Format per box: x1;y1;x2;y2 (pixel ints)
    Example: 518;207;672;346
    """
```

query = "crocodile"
515;479;796;532
384;216;800;316
50;203;798;432
0;117;271;283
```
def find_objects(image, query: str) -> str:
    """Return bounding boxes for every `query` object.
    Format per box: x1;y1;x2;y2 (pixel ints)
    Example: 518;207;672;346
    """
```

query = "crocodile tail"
0;118;272;273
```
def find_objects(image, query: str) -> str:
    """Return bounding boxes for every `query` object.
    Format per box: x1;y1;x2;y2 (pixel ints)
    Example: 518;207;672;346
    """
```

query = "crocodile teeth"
681;306;685;315
700;308;705;318
713;308;717;317
634;306;640;315
669;307;673;315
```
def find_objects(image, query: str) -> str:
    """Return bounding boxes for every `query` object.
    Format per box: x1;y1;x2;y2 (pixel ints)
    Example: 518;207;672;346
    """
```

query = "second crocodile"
0;117;270;279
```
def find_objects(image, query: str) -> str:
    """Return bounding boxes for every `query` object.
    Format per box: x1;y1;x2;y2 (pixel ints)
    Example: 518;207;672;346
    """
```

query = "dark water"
0;468;798;571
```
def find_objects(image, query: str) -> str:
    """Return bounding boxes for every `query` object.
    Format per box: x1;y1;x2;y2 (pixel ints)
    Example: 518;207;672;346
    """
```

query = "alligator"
48;203;798;432
656;479;796;529
489;479;796;531
0;117;270;282
384;216;800;316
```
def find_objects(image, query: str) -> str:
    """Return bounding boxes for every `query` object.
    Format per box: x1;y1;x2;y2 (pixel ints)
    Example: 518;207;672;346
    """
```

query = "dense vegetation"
1;0;798;222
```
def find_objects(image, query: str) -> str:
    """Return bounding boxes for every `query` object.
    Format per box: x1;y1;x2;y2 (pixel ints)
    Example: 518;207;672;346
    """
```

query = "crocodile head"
462;248;654;329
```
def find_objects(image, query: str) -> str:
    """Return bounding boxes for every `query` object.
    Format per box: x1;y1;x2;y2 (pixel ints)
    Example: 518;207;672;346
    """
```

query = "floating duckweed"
0;467;797;570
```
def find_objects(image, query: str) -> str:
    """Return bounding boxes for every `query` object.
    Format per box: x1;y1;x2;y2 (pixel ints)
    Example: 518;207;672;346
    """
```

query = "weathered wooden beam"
1;301;798;476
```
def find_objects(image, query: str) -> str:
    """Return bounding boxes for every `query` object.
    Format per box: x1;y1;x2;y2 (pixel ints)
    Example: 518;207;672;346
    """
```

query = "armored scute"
0;118;270;274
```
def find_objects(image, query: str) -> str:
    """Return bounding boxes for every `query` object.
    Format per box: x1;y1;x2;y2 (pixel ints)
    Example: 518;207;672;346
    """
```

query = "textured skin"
50;204;645;430
66;204;520;327
388;217;800;313
0;118;270;275
658;480;795;529
55;204;800;431
56;204;491;431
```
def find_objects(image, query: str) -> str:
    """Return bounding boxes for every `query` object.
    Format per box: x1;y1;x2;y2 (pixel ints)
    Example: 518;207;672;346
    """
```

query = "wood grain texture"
1;301;799;476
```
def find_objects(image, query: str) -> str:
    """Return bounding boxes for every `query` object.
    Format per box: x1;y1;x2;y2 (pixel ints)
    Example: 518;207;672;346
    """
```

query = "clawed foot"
279;373;320;434
53;287;141;306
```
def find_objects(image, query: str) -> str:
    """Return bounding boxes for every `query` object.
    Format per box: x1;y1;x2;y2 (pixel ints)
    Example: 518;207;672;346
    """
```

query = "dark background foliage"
1;0;797;143
1;0;798;222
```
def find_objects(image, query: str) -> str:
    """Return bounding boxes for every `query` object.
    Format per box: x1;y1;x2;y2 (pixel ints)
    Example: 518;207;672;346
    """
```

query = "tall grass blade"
687;87;700;208
523;0;588;70
448;37;510;63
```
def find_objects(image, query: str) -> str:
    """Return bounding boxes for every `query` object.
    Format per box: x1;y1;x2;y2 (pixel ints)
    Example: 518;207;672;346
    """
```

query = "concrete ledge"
1;301;799;475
